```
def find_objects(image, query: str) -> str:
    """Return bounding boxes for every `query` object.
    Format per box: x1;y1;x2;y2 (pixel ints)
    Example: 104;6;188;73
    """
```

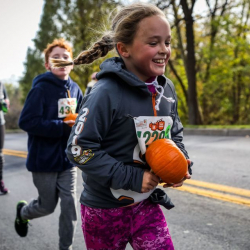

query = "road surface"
0;133;249;250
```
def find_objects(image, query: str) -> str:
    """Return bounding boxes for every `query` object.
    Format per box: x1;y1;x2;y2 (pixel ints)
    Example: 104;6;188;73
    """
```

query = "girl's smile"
153;58;166;64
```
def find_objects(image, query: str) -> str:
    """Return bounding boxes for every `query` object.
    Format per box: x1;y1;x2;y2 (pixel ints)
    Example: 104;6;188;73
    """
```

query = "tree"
153;0;202;124
19;0;250;125
19;0;120;100
153;0;250;125
197;0;250;124
19;0;61;103
55;0;120;89
19;48;44;103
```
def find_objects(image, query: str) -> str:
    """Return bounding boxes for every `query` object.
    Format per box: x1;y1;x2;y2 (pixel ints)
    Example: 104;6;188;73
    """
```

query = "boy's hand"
63;120;75;127
141;171;160;193
63;113;78;127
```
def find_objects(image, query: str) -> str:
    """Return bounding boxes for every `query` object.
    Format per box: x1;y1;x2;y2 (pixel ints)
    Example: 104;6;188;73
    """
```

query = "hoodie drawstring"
67;90;71;98
145;79;175;111
145;79;164;111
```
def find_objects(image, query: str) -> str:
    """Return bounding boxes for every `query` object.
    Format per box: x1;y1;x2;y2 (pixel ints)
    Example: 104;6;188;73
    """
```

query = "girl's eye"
63;56;69;60
149;42;157;46
165;41;171;46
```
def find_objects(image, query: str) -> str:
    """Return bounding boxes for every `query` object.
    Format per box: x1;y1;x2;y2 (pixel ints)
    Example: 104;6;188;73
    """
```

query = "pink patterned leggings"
81;199;174;250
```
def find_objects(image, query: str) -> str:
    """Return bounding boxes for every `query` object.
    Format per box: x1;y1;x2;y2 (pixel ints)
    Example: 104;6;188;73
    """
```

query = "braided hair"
50;3;165;68
50;35;114;68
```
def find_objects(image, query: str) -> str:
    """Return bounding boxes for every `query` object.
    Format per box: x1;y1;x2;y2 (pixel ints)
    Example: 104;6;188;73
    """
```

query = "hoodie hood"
97;57;167;96
32;71;72;89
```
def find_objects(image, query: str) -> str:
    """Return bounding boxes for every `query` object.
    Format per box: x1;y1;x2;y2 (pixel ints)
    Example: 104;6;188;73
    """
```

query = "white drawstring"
145;78;175;111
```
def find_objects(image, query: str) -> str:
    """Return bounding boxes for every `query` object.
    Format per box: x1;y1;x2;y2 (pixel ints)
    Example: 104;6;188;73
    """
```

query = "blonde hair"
50;3;165;68
44;38;73;64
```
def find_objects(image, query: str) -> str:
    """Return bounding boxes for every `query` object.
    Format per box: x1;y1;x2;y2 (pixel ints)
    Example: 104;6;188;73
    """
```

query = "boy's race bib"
58;98;77;118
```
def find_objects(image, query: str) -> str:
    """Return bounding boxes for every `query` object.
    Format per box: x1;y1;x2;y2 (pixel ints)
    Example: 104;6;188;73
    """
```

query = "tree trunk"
180;0;202;124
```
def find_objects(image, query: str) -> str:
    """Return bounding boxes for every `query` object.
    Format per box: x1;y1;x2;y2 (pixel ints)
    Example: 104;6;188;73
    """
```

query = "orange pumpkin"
145;138;188;184
63;113;78;127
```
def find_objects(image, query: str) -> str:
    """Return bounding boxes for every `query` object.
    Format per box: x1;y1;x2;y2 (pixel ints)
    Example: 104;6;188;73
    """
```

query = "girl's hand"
141;171;160;193
162;171;191;188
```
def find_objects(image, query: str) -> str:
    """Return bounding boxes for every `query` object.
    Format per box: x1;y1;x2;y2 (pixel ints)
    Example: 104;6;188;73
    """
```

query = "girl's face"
45;46;73;80
120;15;171;82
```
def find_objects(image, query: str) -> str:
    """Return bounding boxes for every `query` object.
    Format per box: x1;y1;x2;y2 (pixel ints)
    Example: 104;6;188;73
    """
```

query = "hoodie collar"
32;71;72;88
97;57;168;97
98;57;149;95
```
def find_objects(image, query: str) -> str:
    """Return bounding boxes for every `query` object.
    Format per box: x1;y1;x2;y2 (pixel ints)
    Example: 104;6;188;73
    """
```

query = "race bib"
58;98;77;118
134;116;173;155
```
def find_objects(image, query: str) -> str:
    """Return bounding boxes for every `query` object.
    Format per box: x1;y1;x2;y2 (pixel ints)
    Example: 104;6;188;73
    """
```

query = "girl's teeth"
154;59;165;63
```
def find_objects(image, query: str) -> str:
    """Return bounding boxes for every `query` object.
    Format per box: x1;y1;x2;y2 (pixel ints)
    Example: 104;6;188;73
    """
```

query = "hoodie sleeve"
19;86;65;138
66;83;144;193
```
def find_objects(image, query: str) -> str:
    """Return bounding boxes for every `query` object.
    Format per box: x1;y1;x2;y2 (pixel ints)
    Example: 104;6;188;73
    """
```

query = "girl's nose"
159;44;168;54
159;45;171;59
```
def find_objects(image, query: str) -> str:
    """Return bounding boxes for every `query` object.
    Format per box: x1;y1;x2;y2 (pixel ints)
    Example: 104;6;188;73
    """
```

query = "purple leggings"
81;199;174;250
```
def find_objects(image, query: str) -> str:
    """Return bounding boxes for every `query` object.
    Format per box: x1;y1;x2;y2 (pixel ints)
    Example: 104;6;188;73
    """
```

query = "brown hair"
50;3;165;68
44;38;73;64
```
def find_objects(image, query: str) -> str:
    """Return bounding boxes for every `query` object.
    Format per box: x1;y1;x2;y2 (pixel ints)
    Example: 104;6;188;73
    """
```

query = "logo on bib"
149;119;165;131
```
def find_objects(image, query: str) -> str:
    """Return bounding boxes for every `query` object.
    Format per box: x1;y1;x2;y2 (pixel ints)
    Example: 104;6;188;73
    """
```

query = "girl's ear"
116;42;130;58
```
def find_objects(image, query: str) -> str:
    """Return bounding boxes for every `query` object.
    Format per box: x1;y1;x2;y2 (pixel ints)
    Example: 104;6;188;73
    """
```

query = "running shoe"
14;200;29;237
0;180;8;194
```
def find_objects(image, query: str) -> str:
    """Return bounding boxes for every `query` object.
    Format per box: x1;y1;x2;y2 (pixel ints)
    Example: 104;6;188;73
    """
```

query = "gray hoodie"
66;57;190;208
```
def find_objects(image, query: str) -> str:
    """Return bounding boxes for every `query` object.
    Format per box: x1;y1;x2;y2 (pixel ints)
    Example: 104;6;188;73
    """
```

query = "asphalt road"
0;133;249;250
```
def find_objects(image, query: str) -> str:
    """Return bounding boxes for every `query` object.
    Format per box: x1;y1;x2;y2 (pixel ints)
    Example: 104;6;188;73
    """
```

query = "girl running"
51;3;192;249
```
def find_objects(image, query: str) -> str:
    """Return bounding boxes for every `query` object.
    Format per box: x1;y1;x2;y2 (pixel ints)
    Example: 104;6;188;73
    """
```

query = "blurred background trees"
153;0;250;125
4;0;250;129
4;83;22;130
19;0;119;102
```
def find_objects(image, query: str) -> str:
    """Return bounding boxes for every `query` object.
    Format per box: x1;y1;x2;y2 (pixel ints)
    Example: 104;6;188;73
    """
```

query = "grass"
185;125;250;129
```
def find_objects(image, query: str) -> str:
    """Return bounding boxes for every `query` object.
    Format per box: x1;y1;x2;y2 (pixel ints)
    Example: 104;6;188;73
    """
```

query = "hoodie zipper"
65;83;71;98
67;89;71;98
